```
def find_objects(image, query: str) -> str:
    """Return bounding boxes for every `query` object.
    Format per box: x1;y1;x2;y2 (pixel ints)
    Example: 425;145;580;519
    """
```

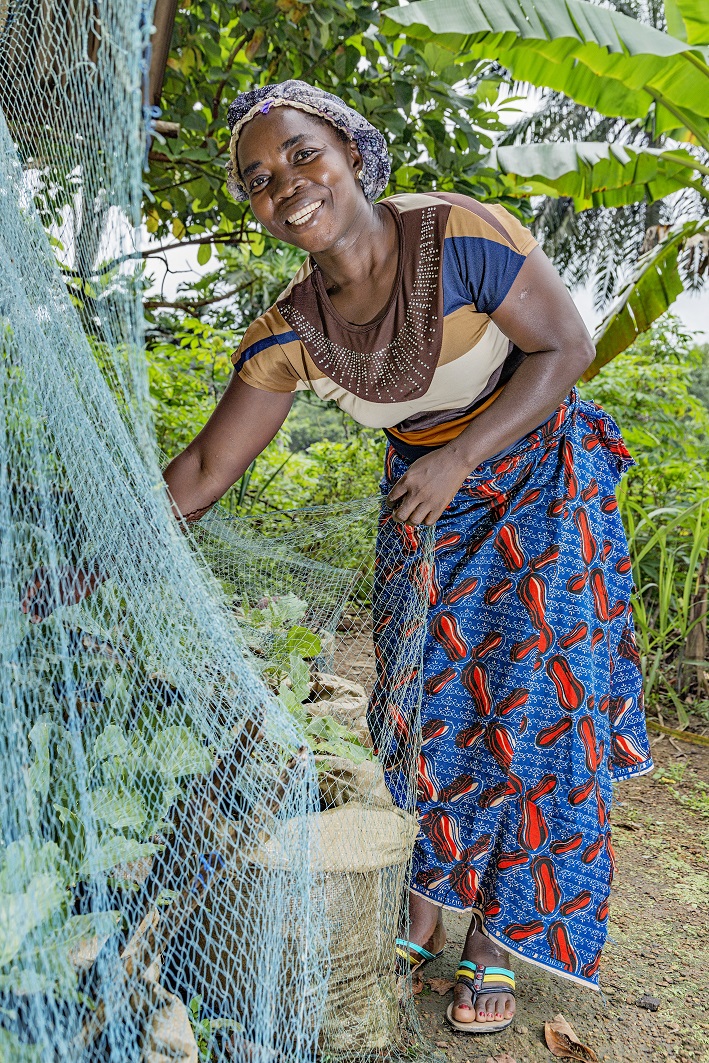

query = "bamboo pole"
148;0;179;109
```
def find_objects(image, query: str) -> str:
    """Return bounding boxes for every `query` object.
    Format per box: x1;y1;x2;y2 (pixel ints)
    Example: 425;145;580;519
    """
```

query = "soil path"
414;735;709;1063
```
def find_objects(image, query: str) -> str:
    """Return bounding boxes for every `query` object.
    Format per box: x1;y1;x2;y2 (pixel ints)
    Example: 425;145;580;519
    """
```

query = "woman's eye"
295;149;316;162
249;175;267;191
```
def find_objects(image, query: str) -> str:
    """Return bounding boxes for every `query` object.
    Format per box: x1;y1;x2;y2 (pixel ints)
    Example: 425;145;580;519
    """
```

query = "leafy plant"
188;994;243;1062
0;837;121;999
620;490;709;722
583;317;709;723
236;594;372;767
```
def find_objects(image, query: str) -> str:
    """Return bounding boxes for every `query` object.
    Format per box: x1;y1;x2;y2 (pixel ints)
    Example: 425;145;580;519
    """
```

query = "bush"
581;317;709;507
582;317;709;725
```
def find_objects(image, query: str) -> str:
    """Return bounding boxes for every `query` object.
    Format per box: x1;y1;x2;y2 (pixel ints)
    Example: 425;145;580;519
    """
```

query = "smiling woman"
155;79;655;1036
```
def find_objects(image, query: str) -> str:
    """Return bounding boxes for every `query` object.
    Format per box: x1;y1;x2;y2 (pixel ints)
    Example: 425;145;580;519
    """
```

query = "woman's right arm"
163;375;294;521
21;376;293;621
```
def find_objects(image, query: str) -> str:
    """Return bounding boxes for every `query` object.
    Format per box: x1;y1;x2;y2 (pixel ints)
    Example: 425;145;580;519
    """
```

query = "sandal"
445;960;516;1033
395;937;444;976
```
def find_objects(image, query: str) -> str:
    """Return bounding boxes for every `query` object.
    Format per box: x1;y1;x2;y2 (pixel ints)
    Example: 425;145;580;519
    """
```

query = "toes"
452;988;475;1024
504;994;516;1018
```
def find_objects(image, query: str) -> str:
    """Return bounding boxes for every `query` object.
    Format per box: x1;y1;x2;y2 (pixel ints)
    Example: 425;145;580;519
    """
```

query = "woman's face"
236;106;366;253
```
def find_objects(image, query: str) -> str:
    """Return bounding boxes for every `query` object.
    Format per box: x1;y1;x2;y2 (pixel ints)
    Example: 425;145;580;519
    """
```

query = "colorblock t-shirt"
231;192;537;455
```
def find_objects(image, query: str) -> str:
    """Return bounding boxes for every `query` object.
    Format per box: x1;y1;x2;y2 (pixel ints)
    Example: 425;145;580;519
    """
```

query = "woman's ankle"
407;891;443;946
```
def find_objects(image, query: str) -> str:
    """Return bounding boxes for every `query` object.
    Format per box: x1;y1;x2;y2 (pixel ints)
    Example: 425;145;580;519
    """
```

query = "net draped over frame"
0;3;432;1061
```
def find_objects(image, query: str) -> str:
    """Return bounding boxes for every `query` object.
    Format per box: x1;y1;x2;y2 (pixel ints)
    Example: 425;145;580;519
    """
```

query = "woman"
27;80;653;1035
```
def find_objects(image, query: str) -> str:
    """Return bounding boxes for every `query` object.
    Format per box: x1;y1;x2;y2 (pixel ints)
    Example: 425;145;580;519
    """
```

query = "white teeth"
287;201;322;225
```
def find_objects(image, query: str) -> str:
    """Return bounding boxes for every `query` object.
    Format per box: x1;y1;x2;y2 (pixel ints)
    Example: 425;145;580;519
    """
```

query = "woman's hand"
20;565;104;623
386;449;473;527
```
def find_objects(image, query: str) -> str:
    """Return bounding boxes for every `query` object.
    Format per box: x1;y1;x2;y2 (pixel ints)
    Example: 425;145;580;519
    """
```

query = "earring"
357;167;365;183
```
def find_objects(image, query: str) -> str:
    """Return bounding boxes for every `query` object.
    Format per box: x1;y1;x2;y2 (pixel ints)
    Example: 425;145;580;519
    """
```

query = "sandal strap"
455;961;516;996
395;938;437;966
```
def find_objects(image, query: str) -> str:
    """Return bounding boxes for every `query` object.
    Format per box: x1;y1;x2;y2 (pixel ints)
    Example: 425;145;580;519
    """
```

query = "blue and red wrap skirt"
369;391;652;989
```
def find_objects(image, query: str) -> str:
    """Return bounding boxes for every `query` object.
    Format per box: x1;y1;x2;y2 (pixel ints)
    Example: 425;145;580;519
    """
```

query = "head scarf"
226;80;391;203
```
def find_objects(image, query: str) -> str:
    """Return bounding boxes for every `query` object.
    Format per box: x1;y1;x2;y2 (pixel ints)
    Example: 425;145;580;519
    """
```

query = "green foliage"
587;219;709;378
689;341;709;410
486;142;704;212
619;492;709;721
288;392;351;452
581;316;709;505
188;995;241;1062
0;834;121;999
382;0;709;365
235;593;372;766
382;0;709;142
583;317;709;722
147;316;233;455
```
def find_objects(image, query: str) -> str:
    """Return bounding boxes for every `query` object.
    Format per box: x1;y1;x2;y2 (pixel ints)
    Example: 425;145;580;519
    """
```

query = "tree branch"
144;278;255;311
210;37;247;123
148;150;218;175
141;231;248;259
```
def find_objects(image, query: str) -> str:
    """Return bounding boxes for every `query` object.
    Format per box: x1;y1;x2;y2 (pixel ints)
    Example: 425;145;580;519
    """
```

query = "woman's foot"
451;913;515;1026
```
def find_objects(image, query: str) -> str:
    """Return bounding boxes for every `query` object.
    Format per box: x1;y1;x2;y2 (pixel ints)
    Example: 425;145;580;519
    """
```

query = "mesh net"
0;3;432;1060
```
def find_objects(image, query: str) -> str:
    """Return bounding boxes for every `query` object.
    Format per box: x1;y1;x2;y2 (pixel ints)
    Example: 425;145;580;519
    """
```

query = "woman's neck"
311;200;398;295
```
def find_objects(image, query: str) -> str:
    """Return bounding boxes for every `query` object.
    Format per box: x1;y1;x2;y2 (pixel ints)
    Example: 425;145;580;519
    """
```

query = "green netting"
0;3;432;1060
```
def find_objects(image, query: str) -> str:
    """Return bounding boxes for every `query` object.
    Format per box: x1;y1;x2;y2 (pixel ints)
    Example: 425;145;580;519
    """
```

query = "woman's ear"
350;141;364;183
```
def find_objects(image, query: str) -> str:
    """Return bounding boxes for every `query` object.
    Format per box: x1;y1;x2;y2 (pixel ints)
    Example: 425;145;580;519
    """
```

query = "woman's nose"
273;168;307;204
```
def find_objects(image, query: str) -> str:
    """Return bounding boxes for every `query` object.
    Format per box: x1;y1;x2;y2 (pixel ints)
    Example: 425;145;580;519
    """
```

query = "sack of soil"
251;798;419;1054
164;754;417;1055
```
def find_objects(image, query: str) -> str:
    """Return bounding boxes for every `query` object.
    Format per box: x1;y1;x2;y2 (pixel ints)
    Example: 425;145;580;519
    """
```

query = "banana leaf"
586;219;709;379
484;142;703;210
664;0;709;46
382;0;709;141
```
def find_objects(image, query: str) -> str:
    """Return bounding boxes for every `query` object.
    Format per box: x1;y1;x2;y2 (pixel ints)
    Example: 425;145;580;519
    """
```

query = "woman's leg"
406;894;514;1023
407;890;445;955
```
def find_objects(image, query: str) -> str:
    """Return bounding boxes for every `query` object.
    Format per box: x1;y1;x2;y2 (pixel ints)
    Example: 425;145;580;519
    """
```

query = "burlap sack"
308;672;371;747
251;779;418;1053
169;756;417;1054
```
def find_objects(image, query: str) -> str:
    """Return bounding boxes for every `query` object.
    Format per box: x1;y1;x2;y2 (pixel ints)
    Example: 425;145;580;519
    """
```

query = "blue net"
0;3;432;1059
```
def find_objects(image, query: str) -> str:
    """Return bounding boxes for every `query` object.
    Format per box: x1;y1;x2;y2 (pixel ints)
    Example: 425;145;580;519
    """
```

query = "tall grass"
621;486;709;726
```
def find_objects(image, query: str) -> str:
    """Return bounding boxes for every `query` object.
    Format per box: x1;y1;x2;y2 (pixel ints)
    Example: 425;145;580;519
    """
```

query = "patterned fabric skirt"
369;390;653;989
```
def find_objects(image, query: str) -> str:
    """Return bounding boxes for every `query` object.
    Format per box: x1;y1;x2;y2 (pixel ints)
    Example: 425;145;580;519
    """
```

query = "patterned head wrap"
226;80;391;203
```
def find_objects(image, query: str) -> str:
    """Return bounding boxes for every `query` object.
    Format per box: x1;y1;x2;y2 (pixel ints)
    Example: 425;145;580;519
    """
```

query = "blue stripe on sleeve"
234;330;299;373
442;236;526;317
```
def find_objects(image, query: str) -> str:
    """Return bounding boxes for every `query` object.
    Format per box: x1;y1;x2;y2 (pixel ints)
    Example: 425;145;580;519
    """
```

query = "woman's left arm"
387;246;596;526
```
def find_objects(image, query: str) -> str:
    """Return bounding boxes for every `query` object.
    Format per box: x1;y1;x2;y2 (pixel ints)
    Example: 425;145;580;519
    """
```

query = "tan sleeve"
231;313;302;394
483;202;538;256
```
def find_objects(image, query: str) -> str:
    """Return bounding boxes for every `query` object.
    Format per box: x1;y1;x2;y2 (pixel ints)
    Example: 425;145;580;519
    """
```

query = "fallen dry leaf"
427;977;455;995
544;1013;599;1062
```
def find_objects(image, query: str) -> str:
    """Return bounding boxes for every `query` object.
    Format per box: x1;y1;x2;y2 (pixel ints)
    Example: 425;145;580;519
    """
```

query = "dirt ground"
413;734;709;1063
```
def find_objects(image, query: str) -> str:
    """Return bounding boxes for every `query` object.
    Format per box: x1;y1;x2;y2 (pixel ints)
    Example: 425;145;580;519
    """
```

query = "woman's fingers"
387;451;467;525
385;477;409;507
391;495;434;527
20;571;47;622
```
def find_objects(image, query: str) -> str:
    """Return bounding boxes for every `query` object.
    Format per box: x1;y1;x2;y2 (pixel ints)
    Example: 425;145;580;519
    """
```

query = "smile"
286;201;323;226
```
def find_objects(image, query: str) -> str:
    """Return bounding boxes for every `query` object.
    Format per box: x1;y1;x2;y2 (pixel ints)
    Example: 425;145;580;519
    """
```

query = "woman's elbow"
558;330;595;377
578;333;596;371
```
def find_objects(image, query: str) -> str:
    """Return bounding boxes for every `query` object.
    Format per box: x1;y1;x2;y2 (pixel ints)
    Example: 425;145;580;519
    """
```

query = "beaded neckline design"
277;202;446;404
